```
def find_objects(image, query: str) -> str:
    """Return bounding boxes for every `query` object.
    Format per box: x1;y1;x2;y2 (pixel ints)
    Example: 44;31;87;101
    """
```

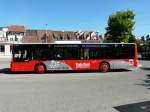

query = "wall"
0;44;12;58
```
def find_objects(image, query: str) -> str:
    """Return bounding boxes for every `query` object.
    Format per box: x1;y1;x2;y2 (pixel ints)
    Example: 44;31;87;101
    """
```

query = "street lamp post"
45;24;48;43
62;30;64;40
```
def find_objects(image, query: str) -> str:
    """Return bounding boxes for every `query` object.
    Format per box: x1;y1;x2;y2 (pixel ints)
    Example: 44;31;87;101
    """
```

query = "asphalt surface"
0;59;149;112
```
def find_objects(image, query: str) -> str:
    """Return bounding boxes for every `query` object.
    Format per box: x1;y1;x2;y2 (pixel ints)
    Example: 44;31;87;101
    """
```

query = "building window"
67;34;70;40
0;45;4;52
60;36;63;40
10;45;12;53
20;33;24;36
15;36;18;41
10;38;13;41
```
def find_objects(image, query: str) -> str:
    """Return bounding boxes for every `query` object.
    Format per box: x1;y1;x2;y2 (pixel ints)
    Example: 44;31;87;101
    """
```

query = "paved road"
0;60;149;112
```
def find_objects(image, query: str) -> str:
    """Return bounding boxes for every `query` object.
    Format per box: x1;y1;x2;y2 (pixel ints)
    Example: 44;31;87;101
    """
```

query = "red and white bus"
10;43;138;73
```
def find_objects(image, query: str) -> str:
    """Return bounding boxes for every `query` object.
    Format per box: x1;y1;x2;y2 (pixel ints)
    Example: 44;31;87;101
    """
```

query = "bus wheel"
35;64;46;73
99;62;110;72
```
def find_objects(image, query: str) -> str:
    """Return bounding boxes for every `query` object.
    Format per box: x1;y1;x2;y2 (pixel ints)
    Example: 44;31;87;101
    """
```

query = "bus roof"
12;42;135;45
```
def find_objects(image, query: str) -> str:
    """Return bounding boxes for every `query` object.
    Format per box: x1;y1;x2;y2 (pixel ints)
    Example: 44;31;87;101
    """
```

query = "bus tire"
99;62;110;72
35;64;46;73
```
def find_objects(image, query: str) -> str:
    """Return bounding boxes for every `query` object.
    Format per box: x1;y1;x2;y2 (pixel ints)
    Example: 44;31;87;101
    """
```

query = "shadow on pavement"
0;68;10;74
0;68;131;75
141;67;150;71
138;58;150;61
114;101;150;112
136;74;150;89
0;68;35;74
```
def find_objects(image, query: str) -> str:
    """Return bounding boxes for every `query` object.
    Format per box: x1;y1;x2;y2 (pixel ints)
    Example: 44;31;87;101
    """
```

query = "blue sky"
0;0;149;37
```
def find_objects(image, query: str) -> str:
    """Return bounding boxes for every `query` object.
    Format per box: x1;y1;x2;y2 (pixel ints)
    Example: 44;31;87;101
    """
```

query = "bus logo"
76;63;90;69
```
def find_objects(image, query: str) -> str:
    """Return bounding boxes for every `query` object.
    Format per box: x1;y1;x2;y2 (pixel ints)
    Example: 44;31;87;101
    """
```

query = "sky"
0;0;149;37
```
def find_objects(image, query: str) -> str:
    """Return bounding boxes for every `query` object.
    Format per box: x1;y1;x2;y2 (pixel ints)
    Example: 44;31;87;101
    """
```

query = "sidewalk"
0;57;11;62
0;57;11;69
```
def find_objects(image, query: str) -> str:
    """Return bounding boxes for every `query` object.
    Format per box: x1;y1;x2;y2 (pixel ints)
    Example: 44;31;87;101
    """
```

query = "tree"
128;34;136;43
105;10;135;43
146;34;150;42
140;36;145;43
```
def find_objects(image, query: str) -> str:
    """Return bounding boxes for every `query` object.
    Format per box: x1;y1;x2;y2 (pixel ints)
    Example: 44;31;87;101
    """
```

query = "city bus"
10;42;138;73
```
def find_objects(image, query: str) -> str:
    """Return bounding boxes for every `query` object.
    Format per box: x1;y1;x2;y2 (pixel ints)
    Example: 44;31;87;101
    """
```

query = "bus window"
84;49;89;59
89;48;100;59
52;48;63;60
14;49;30;62
80;48;90;59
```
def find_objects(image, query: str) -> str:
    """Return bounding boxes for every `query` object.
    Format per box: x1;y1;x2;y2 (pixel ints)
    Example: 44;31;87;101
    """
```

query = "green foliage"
140;35;150;58
128;35;136;43
105;10;135;43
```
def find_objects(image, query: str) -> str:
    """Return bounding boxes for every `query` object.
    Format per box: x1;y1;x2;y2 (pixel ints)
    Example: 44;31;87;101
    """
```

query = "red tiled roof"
8;25;25;32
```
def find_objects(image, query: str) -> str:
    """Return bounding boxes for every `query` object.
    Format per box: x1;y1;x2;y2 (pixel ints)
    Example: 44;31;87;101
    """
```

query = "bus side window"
14;49;30;62
89;48;99;59
54;48;63;60
80;48;89;60
84;49;89;59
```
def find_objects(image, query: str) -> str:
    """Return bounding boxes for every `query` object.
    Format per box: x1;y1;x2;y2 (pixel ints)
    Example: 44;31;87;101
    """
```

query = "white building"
0;27;8;42
0;25;25;58
0;42;12;58
7;25;25;42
